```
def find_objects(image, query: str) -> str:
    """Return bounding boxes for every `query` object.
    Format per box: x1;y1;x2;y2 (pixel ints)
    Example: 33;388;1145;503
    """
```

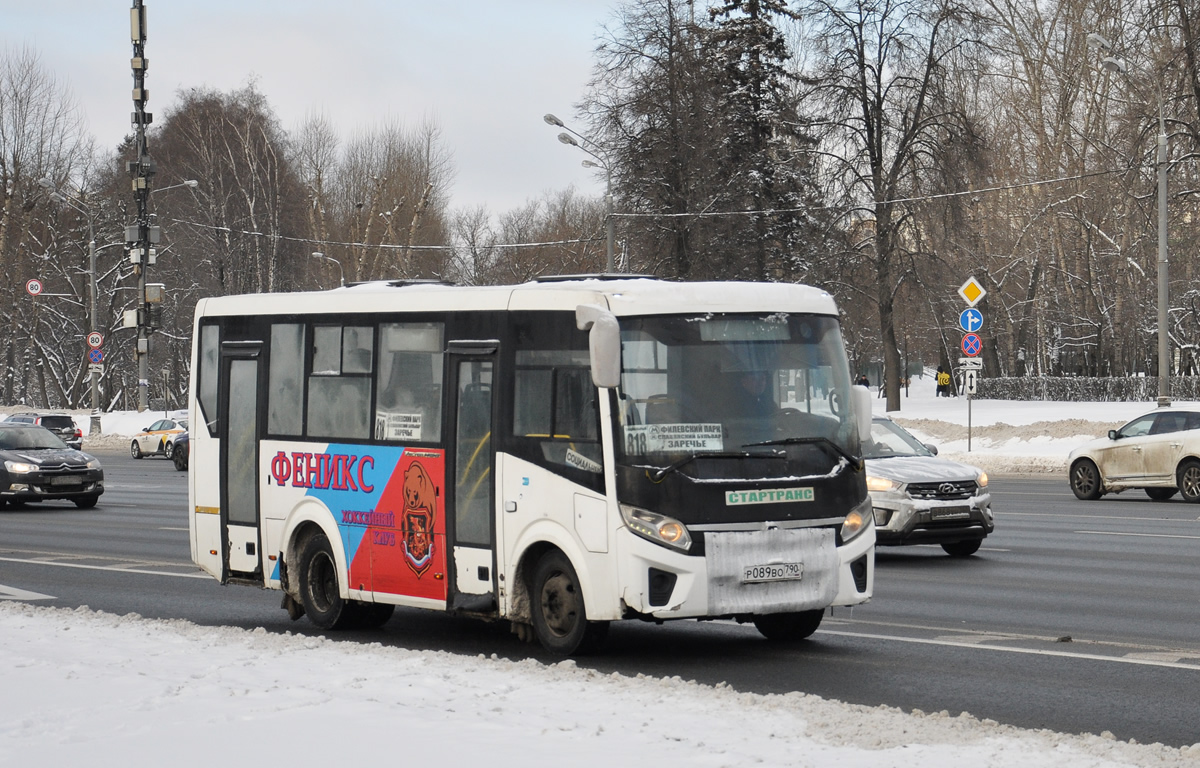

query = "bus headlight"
841;496;874;543
4;460;36;474
620;504;692;553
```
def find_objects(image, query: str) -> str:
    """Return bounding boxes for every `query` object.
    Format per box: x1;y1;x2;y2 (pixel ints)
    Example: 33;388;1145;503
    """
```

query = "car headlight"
4;460;36;474
977;471;988;488
866;475;898;492
620;504;692;552
86;459;102;470
841;496;874;543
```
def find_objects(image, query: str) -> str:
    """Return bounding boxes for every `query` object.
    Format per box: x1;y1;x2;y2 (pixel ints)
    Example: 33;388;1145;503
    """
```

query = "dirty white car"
864;416;993;557
1067;408;1200;502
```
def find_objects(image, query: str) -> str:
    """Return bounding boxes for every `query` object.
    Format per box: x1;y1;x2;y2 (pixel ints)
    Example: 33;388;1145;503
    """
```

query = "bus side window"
512;349;602;484
197;324;220;436
375;322;444;443
307;324;372;440
268;323;305;436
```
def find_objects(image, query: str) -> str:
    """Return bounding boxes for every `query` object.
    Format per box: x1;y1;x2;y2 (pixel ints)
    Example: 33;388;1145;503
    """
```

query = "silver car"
865;417;993;557
1067;408;1200;502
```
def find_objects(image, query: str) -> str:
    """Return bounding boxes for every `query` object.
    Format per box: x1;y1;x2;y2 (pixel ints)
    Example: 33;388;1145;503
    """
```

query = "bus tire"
530;550;608;655
297;534;354;630
753;609;824;641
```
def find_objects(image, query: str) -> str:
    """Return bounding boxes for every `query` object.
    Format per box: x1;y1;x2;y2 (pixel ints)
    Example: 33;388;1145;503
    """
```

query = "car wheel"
297;534;355;630
753;609;824;641
1176;460;1200;502
530;550;608;655
130;440;143;459
173;450;188;471
164;441;174;460
1145;487;1178;501
1069;459;1102;500
73;495;99;510
941;539;982;557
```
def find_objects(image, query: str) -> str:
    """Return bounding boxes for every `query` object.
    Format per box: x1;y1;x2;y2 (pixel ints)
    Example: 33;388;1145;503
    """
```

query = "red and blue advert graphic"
269;444;446;601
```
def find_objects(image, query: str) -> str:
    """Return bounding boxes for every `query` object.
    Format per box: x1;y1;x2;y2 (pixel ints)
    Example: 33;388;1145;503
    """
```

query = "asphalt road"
2;452;1198;746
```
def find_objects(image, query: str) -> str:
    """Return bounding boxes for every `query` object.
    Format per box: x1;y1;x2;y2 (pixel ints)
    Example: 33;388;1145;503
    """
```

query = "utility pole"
129;0;158;412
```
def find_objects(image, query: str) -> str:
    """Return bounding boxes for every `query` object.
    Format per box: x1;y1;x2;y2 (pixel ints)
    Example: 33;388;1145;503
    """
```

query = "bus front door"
447;355;496;612
220;344;263;579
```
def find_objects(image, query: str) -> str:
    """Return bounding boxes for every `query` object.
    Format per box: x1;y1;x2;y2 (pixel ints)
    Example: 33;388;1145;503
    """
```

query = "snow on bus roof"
196;277;839;318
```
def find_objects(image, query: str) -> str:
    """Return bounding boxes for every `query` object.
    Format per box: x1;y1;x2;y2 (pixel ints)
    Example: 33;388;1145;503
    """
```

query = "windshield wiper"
647;451;765;482
743;436;863;471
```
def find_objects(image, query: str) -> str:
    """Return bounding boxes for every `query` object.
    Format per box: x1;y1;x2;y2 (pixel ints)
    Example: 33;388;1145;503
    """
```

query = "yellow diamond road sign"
958;276;986;307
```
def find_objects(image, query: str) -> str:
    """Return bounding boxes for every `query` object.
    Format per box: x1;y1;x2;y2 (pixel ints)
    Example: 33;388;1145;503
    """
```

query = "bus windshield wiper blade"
648;451;758;482
743;436;863;471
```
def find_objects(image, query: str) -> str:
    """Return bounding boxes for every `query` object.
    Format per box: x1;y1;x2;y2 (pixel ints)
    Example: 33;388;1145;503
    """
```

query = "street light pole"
1089;33;1171;406
311;251;345;287
544;113;616;273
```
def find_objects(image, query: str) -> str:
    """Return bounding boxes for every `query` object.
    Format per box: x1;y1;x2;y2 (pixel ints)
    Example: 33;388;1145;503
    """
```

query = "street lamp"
544;113;615;273
1088;32;1170;407
311;251;344;287
39;178;103;435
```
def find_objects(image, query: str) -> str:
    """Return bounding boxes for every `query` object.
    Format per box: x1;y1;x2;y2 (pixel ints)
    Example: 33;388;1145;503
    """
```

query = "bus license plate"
743;562;803;583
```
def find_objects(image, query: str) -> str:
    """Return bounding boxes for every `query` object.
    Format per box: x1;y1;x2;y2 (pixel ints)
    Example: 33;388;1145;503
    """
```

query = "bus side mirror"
576;304;621;388
852;385;872;443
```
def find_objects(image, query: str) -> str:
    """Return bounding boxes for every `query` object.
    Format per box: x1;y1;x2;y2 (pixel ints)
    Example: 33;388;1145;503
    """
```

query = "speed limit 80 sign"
25;278;43;296
86;332;104;349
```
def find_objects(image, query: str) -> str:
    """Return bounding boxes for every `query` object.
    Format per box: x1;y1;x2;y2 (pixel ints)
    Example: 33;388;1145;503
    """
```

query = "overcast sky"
3;0;619;213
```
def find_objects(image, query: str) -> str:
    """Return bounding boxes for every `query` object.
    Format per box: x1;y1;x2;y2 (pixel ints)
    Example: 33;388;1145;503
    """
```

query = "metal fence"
976;376;1200;401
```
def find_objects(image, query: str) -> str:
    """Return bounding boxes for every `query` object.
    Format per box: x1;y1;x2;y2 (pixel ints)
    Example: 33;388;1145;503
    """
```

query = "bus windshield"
616;313;859;466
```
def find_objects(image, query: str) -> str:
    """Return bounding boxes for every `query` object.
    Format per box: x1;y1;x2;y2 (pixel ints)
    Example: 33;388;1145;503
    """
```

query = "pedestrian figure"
936;366;950;397
856;373;870;387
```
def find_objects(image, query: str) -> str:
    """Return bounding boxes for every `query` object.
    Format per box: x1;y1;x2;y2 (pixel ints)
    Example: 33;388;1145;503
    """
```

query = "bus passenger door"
220;343;263;579
447;351;497;612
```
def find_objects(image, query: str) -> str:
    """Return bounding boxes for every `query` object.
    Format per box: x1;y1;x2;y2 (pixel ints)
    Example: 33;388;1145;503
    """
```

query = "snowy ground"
2;384;1198;766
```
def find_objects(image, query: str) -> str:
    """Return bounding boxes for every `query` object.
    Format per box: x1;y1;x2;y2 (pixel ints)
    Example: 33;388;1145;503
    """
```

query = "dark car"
6;412;83;450
172;431;189;471
0;422;104;508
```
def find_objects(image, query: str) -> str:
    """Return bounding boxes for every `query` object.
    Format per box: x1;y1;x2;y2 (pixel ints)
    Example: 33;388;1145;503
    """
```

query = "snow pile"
0;602;1194;767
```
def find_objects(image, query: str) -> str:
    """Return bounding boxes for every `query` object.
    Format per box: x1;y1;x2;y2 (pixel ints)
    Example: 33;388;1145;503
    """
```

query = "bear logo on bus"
401;460;437;576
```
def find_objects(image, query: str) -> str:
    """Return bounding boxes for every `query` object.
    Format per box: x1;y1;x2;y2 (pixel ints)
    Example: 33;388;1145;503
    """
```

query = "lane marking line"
0;584;54;601
817;629;1200;670
0;556;208;579
1075;530;1200;540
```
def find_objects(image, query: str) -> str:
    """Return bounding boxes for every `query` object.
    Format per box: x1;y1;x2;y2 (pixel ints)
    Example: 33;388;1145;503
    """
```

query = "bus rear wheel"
530;550;608;655
754;609;824;641
297;534;354;630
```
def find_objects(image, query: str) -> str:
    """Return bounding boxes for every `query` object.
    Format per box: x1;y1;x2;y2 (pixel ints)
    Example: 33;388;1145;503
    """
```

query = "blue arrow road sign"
958;308;983;333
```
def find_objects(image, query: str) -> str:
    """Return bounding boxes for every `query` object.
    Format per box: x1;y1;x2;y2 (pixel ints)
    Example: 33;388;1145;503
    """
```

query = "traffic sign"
86;331;104;349
25;279;42;297
964;370;978;395
958;276;987;307
958;308;983;333
958;358;983;369
87;364;105;375
961;333;982;357
87;348;104;364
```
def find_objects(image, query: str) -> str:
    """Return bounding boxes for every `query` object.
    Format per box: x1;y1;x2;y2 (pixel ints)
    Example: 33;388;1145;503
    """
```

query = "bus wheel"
530;550;608;655
297;534;353;630
753;609;824;641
